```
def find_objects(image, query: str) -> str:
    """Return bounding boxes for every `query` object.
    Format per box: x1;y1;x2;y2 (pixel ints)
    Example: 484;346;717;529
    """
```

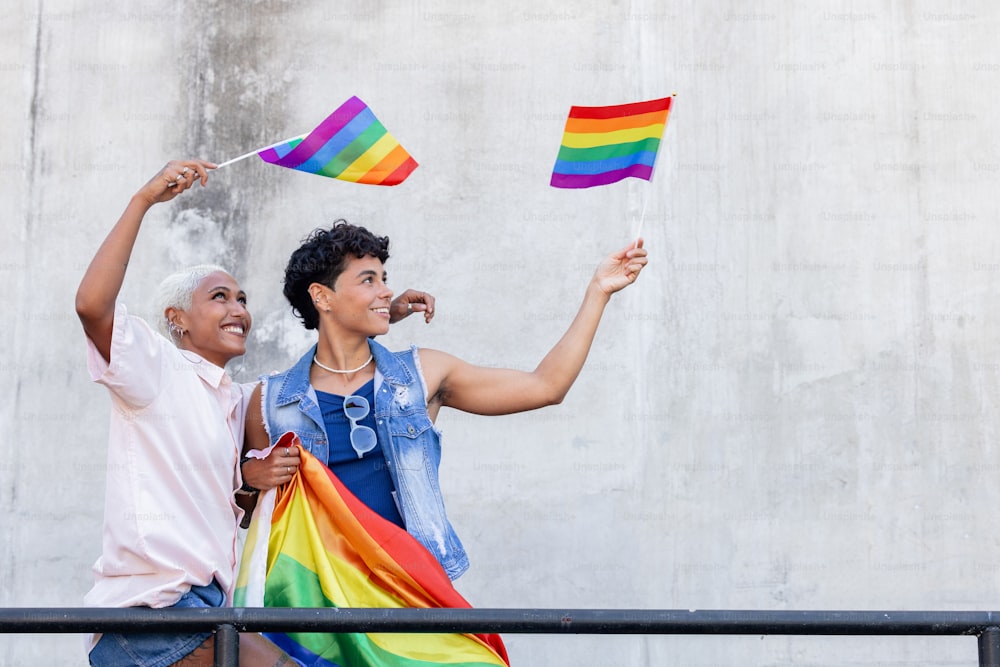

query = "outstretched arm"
75;159;214;362
423;240;647;416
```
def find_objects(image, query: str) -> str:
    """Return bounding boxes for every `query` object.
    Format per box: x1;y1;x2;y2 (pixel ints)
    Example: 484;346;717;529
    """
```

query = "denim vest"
259;339;470;580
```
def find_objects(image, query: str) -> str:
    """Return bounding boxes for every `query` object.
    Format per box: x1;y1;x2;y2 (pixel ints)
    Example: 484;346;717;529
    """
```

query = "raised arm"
389;289;436;324
423;240;647;416
75;159;214;362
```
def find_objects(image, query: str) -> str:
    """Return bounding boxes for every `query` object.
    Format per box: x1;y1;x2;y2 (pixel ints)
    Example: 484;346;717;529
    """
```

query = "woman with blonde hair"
76;160;431;666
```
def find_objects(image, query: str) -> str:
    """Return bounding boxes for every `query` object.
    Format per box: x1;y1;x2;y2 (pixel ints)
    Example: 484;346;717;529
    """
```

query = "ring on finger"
287;466;291;474
407;303;413;314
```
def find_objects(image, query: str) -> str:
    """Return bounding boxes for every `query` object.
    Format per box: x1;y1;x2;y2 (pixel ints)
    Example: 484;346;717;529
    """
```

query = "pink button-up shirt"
83;303;251;618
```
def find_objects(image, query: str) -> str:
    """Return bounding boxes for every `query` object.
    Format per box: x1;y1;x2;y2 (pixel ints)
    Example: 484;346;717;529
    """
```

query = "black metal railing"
2;608;999;666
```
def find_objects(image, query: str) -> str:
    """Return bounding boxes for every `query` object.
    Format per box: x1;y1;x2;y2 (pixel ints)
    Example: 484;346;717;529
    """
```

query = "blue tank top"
314;379;405;527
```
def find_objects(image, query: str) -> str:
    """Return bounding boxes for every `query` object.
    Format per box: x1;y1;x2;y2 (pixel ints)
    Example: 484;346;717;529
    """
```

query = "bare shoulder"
415;347;455;368
414;348;460;402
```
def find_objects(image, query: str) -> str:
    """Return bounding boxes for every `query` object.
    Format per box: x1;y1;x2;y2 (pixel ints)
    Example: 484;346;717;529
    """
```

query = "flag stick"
633;196;649;248
633;93;675;247
633;138;658;247
215;134;305;169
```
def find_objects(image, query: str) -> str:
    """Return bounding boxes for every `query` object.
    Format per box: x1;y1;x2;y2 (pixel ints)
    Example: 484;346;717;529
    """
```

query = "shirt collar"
178;349;230;388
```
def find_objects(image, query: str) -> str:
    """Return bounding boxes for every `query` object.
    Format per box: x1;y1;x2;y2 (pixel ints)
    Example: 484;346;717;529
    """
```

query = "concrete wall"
3;0;999;664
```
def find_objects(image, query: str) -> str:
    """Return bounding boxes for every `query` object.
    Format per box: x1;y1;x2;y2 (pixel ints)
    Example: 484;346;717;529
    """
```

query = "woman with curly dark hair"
244;220;648;580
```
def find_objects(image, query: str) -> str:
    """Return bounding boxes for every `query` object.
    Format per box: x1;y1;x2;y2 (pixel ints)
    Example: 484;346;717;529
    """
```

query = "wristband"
236;479;259;495
238;455;260;494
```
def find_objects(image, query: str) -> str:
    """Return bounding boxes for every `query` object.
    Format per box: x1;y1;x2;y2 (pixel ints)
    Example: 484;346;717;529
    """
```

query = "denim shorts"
89;580;224;667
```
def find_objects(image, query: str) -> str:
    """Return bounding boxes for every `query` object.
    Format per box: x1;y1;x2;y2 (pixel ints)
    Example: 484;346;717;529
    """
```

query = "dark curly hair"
283;221;390;330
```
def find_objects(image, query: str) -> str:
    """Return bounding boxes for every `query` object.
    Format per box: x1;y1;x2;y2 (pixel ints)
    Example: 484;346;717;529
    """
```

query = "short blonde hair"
154;264;229;340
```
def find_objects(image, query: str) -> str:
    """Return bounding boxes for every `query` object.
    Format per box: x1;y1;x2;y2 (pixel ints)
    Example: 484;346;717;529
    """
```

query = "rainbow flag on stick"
218;96;418;186
550;96;673;189
236;434;509;667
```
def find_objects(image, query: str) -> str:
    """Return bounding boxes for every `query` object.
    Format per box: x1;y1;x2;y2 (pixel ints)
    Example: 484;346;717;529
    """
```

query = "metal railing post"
214;623;238;667
979;627;1000;667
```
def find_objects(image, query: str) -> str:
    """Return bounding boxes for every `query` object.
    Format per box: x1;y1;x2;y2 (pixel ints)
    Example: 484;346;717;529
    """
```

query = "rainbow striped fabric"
258;96;419;186
236;436;509;667
550;96;673;189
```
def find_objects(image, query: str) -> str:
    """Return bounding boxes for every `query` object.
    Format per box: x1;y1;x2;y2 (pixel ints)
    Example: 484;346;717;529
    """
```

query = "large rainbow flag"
550;96;673;189
236;435;509;667
257;96;419;186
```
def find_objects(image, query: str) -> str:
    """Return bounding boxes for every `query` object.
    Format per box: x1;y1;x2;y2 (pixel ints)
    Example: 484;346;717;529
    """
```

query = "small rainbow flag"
236;435;509;667
257;96;418;186
550;96;673;189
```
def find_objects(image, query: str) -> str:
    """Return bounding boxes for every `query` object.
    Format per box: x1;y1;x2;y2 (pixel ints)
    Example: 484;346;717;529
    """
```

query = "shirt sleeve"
85;302;165;409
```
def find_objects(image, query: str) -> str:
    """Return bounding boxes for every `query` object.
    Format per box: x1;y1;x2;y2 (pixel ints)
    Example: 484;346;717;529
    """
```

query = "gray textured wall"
4;1;1000;664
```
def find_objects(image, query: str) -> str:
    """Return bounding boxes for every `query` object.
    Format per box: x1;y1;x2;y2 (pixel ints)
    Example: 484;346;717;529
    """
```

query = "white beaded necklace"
312;354;373;374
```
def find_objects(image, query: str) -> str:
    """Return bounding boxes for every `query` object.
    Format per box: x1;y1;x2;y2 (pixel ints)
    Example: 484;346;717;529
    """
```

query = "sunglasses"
343;395;378;458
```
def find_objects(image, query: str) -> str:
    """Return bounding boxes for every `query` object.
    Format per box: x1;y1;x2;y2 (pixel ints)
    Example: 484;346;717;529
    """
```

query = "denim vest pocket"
295;431;327;455
387;415;433;470
270;404;326;453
